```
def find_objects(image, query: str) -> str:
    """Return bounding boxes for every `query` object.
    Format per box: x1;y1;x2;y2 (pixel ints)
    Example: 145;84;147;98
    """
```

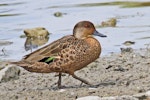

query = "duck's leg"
58;72;62;88
71;73;92;85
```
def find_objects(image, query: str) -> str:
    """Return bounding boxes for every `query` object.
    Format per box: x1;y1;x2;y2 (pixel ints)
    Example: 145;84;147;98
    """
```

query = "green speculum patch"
39;57;55;64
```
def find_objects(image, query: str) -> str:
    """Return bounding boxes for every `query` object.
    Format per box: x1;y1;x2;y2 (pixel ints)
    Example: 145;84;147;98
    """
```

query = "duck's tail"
10;60;53;73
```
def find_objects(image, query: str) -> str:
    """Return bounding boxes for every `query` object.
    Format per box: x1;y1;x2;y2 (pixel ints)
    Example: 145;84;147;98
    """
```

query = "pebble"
146;91;150;96
0;65;20;82
101;18;117;27
77;95;138;100
58;89;66;92
76;96;100;100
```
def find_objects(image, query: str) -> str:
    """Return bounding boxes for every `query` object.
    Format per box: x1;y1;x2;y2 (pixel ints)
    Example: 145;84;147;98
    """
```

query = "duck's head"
73;21;107;39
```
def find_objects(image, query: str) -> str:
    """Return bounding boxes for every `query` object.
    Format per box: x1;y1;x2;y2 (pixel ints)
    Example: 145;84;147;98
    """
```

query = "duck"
11;21;107;88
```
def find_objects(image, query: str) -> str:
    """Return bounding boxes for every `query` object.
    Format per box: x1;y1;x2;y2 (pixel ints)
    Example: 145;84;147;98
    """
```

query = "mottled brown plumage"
11;21;106;88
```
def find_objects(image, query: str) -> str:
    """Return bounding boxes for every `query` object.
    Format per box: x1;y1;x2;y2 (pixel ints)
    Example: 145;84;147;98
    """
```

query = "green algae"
137;37;150;40
77;1;150;8
48;1;150;9
0;13;22;17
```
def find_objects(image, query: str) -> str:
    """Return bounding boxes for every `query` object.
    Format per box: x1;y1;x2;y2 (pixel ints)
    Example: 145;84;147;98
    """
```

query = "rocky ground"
0;47;150;100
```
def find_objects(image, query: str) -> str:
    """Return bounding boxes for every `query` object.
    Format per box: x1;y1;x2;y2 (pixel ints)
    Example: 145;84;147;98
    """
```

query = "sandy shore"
0;47;150;100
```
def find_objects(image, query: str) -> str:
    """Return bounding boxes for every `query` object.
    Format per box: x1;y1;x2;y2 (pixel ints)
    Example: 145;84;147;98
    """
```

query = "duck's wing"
23;35;74;62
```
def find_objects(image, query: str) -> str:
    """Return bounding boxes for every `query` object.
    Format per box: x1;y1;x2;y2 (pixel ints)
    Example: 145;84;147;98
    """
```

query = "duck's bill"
93;30;107;37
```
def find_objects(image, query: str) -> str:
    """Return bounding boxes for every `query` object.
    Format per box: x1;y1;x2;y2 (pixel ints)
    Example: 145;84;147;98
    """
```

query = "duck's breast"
54;37;101;73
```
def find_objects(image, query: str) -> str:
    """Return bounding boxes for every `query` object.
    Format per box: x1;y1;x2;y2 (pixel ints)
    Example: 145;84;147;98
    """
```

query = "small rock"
101;18;117;27
88;87;97;90
58;89;66;92
134;92;149;100
100;96;116;100
0;65;20;82
54;12;66;17
54;12;63;17
116;95;138;100
101;95;138;100
113;66;126;72
70;91;75;96
133;91;150;100
120;47;133;53
76;96;100;100
123;41;135;46
24;27;50;38
146;91;150;96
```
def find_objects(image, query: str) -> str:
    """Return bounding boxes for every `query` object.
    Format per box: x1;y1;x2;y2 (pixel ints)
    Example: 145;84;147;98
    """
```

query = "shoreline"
0;47;150;100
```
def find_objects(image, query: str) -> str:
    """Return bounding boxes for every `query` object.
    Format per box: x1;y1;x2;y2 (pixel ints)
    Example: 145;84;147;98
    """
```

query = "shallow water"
0;0;150;60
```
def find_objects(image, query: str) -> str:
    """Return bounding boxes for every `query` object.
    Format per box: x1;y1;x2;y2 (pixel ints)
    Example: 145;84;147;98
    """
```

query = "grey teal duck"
11;21;107;88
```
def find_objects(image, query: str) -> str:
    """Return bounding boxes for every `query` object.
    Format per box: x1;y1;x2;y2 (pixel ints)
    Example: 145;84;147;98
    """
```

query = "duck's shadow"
49;80;116;90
